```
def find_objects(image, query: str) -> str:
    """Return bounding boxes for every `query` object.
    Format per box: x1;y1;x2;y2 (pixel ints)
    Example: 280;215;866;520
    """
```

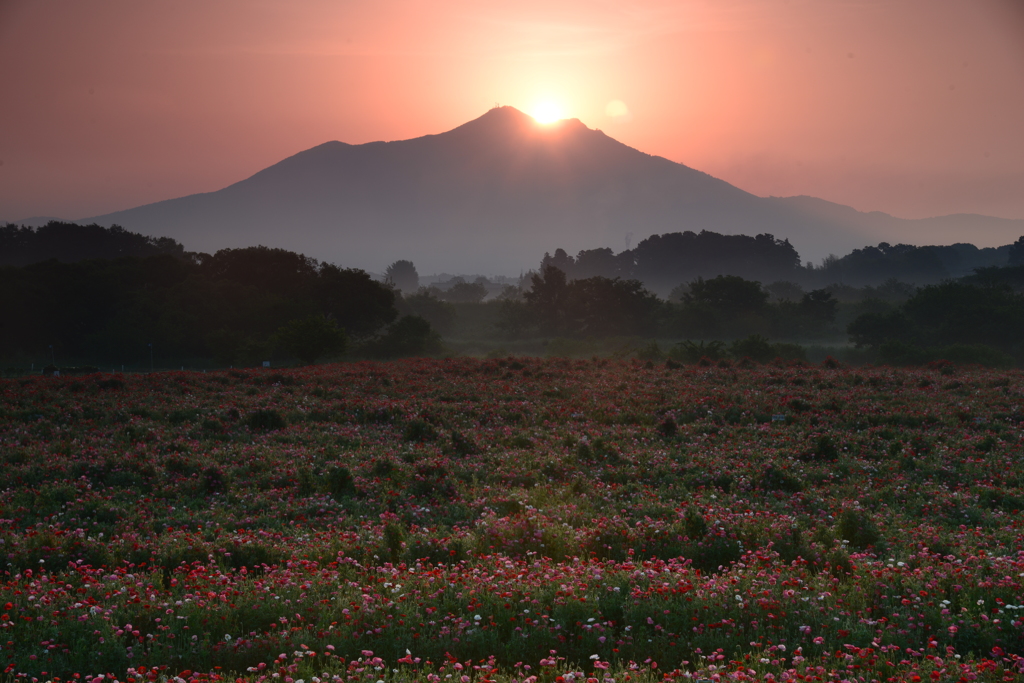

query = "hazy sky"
2;0;1023;225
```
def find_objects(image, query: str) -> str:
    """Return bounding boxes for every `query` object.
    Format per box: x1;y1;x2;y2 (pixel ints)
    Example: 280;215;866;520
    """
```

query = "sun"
531;101;564;124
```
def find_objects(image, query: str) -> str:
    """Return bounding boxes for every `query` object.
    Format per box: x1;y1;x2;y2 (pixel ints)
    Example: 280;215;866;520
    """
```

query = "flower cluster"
0;358;1022;682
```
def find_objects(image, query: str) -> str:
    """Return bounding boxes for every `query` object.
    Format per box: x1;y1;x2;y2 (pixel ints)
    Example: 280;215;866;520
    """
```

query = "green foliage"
403;419;439;442
809;434;840;461
656;415;678;437
836;508;882;551
521;266;662;337
759;464;803;493
0;244;396;365
361;315;444;358
0;221;186;266
440;280;488;303
685;275;769;314
879;341;1015;369
276;315;348;364
634;340;664;361
326;465;356;498
729;334;774;362
400;291;457;334
670;339;727;363
684;507;708;539
848;281;1024;365
244;408;287;431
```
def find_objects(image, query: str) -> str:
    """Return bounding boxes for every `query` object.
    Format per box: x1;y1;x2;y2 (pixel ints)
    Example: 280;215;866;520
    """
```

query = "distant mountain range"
16;106;1024;273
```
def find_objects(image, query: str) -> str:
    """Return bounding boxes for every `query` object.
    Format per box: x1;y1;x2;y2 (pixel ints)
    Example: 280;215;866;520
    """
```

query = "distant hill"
0;221;186;267
82;107;1024;273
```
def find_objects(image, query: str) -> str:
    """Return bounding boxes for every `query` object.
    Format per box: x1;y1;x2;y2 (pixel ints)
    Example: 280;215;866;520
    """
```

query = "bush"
803;434;839;461
403;419;439;442
635;341;664;361
759;464;803;493
671;339;726;363
657;415;678;437
326;465;356;498
684;507;708;539
449;430;479;456
245;409;287;431
836;508;882;551
361;315;444;358
729;334;774;363
276;314;348;364
880;341;1015;369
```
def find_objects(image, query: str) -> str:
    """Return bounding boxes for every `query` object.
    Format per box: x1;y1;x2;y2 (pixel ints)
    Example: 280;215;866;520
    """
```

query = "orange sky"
2;0;1023;231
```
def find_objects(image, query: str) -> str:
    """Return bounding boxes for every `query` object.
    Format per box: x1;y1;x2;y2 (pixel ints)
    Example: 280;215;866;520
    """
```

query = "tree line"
495;266;840;342
6;221;1024;368
485;263;1024;366
0;244;441;368
541;231;1022;294
0;221;186;266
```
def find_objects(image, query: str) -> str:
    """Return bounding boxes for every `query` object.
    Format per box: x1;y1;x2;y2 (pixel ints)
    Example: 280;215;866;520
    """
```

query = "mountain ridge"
65;106;1024;273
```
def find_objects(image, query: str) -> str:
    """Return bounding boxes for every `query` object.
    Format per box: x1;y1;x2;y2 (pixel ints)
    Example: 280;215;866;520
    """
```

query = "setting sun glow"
530;101;564;124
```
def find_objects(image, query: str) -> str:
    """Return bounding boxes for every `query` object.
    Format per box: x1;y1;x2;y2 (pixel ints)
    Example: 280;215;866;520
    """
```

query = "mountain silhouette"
81;106;1024;273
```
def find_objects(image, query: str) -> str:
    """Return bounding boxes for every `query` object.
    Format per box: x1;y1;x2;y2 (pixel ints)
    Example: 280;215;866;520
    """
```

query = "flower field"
1;358;1024;682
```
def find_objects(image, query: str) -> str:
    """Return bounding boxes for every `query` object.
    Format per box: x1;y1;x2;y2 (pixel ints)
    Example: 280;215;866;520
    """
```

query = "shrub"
403;419;438;442
684;507;708;539
202;466;227;493
449;430;479;456
729;334;774;363
635;341;664;361
245;409;287;431
276;314;348;364
759;464;803;493
836;508;882;550
326;465;356;498
671;339;726;363
362;315;443;358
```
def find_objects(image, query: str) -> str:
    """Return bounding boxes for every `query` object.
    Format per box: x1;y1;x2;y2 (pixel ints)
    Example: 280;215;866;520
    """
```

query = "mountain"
82;107;1024;273
7;216;66;228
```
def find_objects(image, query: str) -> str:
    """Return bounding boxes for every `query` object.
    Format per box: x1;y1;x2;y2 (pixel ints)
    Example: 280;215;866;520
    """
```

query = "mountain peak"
449;106;589;139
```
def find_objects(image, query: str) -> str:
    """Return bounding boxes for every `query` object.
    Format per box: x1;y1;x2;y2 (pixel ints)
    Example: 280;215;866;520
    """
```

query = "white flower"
590;654;600;660
474;614;482;621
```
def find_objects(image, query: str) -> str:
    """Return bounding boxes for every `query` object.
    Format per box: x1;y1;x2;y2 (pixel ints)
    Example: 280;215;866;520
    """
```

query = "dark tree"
523;266;570;335
362;315;443;358
276;315;348;364
800;289;838;324
0;245;398;366
400;290;457;334
521;266;661;338
0;221;186;267
442;281;487;303
385;260;420;293
847;281;1024;354
317;264;398;337
562;276;662;337
1009;236;1024;266
684;275;768;314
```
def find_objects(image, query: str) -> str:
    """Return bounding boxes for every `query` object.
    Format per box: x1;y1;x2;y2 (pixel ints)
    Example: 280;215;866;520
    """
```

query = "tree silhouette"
276;315;348;364
385;260;419;293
